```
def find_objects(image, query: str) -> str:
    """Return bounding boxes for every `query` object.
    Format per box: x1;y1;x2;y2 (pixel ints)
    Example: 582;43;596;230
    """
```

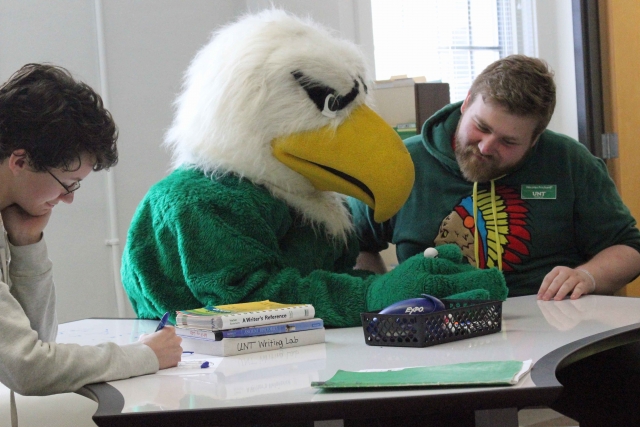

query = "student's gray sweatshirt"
0;224;158;397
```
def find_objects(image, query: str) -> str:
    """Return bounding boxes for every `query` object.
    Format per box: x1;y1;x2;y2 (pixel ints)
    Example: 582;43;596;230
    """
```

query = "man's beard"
454;136;531;183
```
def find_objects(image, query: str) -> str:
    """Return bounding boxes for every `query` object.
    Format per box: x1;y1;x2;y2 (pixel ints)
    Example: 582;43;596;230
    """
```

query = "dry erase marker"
155;312;170;332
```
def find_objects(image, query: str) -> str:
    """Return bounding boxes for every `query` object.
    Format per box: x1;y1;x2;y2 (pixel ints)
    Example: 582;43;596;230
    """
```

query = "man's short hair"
0;63;118;171
469;55;556;138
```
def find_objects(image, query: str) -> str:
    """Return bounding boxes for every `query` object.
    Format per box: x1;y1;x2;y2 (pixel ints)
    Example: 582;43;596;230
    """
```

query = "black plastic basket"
360;299;502;347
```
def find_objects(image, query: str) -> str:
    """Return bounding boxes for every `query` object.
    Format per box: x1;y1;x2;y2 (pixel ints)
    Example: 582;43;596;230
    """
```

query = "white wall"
0;1;119;322
535;0;579;140
100;0;244;317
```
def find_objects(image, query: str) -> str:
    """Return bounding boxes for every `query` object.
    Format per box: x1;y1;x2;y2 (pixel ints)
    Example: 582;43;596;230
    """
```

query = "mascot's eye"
291;71;361;119
322;94;338;118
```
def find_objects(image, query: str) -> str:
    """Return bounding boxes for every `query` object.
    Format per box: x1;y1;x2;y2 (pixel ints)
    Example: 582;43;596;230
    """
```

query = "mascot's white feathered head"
165;9;414;240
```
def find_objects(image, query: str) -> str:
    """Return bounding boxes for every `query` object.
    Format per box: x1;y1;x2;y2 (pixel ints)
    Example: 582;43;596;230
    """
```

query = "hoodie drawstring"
10;390;17;427
472;180;503;271
473;182;480;267
489;180;503;271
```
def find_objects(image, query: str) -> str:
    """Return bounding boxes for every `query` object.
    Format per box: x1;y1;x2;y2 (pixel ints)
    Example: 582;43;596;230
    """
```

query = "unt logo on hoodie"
434;186;531;271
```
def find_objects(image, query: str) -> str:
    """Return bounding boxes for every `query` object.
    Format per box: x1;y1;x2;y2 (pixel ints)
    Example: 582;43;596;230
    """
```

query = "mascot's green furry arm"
121;10;507;327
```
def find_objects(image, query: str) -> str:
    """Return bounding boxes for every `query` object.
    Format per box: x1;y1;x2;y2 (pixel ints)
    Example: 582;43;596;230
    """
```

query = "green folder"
311;360;532;389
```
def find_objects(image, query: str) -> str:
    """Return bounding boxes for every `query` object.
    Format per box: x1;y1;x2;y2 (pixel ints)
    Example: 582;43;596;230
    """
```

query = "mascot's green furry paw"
366;244;508;311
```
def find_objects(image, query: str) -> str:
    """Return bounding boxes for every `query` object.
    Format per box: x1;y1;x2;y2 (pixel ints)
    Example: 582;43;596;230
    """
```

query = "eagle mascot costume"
122;9;507;326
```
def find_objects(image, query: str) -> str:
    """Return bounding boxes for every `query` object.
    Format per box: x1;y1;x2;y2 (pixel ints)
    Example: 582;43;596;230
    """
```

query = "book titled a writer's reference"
176;300;315;331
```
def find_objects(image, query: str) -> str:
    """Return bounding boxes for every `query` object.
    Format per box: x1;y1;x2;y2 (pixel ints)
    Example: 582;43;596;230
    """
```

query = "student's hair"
469;55;556;139
0;63;118;171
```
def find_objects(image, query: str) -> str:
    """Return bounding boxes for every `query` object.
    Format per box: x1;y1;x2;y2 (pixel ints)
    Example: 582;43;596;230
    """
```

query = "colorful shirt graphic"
434;186;531;271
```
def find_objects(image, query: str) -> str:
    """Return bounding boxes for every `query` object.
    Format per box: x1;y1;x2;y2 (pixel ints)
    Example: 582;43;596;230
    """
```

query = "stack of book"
175;300;325;356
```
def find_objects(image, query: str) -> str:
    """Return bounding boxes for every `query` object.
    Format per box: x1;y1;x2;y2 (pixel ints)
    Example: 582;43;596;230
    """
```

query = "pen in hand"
155;311;170;332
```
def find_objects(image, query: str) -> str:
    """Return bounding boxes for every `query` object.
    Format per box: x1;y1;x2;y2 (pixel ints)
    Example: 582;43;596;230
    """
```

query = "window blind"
371;0;535;102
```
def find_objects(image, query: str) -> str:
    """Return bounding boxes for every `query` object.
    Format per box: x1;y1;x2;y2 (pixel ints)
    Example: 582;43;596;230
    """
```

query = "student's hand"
537;266;596;301
140;326;183;369
0;204;51;246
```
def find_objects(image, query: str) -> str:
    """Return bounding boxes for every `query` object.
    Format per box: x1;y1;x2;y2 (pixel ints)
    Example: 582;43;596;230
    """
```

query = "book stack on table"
175;300;324;356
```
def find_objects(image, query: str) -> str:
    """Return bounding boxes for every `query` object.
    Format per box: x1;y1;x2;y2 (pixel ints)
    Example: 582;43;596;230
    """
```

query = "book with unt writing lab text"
180;328;326;357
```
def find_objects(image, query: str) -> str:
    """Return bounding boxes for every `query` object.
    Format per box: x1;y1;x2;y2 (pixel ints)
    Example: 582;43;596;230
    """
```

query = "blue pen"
177;360;211;369
155;312;170;332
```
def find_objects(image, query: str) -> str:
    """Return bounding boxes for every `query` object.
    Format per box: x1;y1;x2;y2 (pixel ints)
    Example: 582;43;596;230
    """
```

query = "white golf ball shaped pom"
423;247;439;258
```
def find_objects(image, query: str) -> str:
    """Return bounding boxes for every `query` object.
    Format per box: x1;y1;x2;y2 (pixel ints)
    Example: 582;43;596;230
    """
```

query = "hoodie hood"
420;101;508;271
420;101;464;177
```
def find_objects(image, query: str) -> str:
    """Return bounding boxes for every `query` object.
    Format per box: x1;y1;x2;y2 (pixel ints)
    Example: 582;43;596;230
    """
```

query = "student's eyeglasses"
46;169;81;195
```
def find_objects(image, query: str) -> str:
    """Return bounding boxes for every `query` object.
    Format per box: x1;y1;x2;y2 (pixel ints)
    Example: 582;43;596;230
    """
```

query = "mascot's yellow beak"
272;105;415;222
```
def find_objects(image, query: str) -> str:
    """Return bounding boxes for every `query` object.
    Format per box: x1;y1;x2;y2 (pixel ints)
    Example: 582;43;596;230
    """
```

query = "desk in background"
61;295;640;426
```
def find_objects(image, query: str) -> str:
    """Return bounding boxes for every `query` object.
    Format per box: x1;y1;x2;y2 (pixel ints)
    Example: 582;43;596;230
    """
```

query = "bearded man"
351;54;640;301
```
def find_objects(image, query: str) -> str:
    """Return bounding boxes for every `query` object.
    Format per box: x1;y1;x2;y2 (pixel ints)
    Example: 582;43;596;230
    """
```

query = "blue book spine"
221;318;324;339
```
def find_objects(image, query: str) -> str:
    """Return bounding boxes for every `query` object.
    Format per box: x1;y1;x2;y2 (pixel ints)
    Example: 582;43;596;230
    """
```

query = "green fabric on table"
311;360;531;389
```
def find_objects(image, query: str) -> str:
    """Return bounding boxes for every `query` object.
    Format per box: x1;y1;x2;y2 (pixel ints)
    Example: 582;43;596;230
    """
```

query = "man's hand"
139;326;183;369
538;266;596;301
1;204;51;246
538;245;640;301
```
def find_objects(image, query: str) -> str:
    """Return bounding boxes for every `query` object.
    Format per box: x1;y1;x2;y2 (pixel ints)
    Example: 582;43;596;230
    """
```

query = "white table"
60;295;640;426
